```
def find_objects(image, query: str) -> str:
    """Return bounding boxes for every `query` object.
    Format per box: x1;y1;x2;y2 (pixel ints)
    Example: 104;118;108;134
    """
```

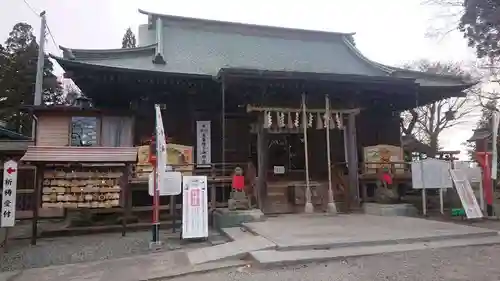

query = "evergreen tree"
465;98;498;159
0;22;63;135
121;28;137;49
460;0;500;60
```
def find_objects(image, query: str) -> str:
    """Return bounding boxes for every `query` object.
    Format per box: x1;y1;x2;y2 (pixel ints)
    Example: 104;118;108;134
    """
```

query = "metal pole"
302;94;313;213
34;11;46;106
221;80;226;177
325;95;337;214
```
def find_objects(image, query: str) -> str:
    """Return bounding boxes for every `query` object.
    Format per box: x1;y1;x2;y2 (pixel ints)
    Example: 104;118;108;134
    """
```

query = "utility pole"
34;11;47;106
31;11;46;139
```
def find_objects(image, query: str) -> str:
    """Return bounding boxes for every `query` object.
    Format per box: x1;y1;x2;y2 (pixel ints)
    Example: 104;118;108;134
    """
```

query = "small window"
71;116;99;146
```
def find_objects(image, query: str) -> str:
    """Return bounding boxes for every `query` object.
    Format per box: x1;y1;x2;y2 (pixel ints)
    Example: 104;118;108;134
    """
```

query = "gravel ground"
0;229;221;272
170;245;500;281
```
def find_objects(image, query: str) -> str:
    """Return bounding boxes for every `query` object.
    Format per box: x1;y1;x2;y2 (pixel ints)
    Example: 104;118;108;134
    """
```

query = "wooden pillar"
221;80;226;176
31;163;43;245
256;115;268;212
121;164;131;237
346;113;360;208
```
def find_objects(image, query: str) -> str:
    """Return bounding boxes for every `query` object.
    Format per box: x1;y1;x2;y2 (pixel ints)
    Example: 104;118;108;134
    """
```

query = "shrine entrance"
246;95;359;215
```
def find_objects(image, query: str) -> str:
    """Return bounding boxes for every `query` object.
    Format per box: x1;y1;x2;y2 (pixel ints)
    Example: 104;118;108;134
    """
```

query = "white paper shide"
1;160;18;227
182;175;208;239
196;121;211;167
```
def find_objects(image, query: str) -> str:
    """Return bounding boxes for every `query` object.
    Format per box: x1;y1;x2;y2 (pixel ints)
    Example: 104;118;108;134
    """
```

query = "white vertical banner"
1;160;18;227
155;105;168;191
182;175;208;239
196;121;211;167
492;111;500;180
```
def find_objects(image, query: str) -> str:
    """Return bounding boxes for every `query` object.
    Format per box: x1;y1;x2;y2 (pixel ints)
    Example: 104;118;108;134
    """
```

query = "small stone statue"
228;167;250;210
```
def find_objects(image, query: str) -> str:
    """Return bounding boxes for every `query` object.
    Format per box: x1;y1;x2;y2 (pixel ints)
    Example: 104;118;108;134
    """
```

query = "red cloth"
381;173;393;185
232;175;245;191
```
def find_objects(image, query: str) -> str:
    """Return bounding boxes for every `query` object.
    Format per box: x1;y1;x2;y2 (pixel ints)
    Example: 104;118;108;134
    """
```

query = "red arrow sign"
6;167;16;174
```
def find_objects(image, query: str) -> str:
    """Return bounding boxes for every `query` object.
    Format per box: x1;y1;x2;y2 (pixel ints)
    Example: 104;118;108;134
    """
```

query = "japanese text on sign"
196;121;211;167
1;160;18;227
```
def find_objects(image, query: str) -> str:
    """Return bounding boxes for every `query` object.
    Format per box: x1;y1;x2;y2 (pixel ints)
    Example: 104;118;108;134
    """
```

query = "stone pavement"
0;250;246;281
187;234;275;265
249;235;500;267
243;214;499;250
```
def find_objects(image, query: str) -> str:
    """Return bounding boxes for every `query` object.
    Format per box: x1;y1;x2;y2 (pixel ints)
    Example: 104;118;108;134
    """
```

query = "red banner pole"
149;135;160;243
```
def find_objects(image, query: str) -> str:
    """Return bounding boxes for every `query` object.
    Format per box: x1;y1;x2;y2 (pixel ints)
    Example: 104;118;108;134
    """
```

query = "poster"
411;159;453;189
1;160;18;227
196;121;211;167
148;170;182;196
182;175;208;239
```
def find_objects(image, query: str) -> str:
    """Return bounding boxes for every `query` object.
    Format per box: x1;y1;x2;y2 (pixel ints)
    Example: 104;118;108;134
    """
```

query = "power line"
46;24;59;52
21;0;39;17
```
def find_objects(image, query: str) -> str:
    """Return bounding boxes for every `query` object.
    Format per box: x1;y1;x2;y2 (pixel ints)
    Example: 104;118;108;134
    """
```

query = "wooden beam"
346;113;360;208
247;104;361;114
31;164;44;245
256;115;268;211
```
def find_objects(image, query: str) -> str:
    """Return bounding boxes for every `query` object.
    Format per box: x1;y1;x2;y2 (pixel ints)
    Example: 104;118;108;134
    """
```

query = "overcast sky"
0;0;480;156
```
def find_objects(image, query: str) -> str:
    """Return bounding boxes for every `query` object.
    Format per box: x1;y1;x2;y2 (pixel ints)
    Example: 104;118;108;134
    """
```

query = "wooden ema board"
135;144;194;179
363;145;405;174
41;169;123;208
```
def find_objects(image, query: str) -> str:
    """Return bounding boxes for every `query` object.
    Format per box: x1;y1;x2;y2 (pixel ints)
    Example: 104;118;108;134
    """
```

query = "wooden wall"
36;115;70;146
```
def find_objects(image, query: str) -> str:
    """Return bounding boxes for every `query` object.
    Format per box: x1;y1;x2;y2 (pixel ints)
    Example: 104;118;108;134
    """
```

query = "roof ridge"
138;9;355;37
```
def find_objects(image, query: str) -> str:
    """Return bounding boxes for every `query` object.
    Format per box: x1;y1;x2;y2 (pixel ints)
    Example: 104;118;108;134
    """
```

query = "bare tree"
421;0;464;40
401;60;476;156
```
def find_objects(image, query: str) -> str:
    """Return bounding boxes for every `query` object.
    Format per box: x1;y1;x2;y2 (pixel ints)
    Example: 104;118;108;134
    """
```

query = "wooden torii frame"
247;97;361;213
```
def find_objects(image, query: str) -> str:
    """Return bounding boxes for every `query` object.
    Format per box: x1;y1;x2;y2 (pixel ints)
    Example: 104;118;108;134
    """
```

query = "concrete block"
250;235;500;267
213;208;265;230
187;235;275;265
220;227;255;241
363;203;418;217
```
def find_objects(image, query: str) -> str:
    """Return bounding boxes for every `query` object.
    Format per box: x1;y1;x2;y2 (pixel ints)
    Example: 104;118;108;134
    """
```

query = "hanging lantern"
316;112;323;130
287;112;294;129
445;110;456;121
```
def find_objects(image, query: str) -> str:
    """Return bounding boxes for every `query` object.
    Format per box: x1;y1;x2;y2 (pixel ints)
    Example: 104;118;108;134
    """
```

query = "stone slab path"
244;214;499;250
0;250;246;281
187;235;275;265
249;235;500;267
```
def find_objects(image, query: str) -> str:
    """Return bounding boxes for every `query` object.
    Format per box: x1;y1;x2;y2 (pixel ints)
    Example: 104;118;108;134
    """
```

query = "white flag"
155;105;167;193
492;111;500;180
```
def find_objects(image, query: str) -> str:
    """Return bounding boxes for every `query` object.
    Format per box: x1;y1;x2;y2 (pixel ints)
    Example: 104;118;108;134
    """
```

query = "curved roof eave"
138;9;356;38
50;55;213;79
341;37;394;74
342;37;475;86
59;43;157;57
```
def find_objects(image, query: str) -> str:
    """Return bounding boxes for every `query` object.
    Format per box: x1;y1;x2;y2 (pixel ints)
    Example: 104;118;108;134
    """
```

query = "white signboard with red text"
181;175;208;239
1;160;18;227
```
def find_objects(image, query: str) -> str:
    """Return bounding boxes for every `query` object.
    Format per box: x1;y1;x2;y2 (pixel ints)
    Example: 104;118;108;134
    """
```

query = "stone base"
0;227;6;252
213;208;265;230
363;203;418;217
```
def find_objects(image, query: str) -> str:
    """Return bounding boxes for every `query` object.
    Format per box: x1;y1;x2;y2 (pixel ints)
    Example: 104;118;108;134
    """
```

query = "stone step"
249;234;500;267
220;227;255;241
187;235;275;265
273;229;500;251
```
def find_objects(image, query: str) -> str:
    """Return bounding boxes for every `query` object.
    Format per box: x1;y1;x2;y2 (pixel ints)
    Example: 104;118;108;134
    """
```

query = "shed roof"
21;146;138;163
